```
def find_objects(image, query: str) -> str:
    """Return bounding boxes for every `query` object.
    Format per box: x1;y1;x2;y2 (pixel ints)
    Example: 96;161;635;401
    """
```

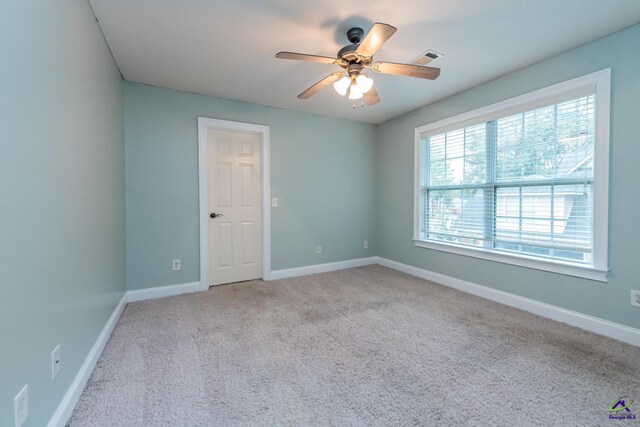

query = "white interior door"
207;129;262;286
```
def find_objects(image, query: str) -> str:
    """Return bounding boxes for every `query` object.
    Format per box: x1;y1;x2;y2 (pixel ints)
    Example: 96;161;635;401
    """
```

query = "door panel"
207;129;262;286
240;221;255;265
215;222;233;268
217;163;232;207
240;164;254;207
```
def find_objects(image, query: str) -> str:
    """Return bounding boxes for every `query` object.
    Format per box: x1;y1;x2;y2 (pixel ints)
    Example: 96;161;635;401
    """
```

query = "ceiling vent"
411;50;444;65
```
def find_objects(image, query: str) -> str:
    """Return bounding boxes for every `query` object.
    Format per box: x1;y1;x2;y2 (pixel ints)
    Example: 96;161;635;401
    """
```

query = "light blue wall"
376;23;640;329
1;3;637;423
0;1;125;425
124;82;377;290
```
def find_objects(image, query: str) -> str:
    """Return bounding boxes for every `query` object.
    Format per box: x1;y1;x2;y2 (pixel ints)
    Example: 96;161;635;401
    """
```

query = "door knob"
210;212;224;218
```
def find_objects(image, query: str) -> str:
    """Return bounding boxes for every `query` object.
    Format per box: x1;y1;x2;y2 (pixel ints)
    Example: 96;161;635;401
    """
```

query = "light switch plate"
51;345;61;379
14;385;28;427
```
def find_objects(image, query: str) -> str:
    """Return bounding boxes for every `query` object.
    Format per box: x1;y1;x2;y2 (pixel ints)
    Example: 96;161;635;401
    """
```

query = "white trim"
198;117;271;291
415;69;610;136
126;281;201;302
375;257;640;347
413;69;611;279
44;252;640;426
270;257;377;280
47;294;127;427
591;68;610;274
413;239;608;282
413;134;422;242
48;281;199;426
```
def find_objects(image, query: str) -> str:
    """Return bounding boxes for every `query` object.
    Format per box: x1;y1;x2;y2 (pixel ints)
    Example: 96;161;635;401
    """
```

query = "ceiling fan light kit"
348;83;364;100
334;72;374;100
355;74;374;93
275;22;441;106
333;76;351;96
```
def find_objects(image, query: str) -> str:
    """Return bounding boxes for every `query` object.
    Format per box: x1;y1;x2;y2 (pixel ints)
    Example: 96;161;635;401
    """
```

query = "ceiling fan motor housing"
347;27;364;44
337;27;372;65
347;63;363;77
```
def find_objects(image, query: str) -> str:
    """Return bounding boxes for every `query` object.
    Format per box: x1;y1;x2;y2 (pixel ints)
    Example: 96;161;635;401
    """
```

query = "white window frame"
413;69;610;282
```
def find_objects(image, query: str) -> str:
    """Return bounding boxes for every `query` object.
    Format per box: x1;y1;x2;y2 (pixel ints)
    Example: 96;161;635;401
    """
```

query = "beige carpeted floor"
69;265;640;426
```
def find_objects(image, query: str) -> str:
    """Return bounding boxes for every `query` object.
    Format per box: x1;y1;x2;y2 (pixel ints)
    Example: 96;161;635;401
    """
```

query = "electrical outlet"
363;240;369;249
14;385;28;427
271;197;278;207
316;244;322;254
172;259;181;271
631;290;640;308
51;345;61;379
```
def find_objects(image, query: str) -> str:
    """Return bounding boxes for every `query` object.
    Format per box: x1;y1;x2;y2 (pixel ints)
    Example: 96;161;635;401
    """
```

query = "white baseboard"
48;280;201;426
47;294;127;427
127;281;201;302
269;257;377;280
375;256;640;347
47;255;639;426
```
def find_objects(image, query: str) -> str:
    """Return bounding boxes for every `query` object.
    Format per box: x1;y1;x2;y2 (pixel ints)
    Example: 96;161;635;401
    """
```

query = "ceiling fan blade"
297;72;343;99
371;61;440;80
355;23;397;58
363;85;380;105
276;51;337;64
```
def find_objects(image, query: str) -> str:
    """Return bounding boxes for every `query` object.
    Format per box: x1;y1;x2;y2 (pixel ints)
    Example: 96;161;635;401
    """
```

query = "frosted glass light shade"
348;83;363;100
356;74;373;93
333;76;351;96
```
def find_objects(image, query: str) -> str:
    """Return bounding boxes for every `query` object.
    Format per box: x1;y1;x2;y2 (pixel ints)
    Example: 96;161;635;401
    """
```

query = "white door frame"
198;117;271;290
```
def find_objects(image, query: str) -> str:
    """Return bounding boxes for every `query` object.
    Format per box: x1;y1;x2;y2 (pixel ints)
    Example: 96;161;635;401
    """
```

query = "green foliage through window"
420;94;595;264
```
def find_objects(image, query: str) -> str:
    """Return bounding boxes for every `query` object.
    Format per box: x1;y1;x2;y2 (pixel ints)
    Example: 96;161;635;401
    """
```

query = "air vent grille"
412;50;443;65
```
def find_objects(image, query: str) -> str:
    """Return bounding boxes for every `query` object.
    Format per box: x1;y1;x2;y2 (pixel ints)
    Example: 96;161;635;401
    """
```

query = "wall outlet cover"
363;240;369;249
316;244;322;254
172;259;181;271
631;290;640;308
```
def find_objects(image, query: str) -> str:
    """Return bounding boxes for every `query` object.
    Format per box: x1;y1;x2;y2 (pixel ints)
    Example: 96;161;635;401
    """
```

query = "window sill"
413;239;608;282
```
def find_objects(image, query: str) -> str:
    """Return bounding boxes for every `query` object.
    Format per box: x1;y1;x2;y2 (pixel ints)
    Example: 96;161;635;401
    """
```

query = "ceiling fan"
275;23;441;105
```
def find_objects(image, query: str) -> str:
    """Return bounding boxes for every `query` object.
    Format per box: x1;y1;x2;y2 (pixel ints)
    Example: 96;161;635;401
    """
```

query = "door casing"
198;117;271;290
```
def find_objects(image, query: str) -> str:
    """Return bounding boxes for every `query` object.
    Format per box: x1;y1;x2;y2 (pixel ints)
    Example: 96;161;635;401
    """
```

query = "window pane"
464;123;486;184
494;184;592;263
496;95;594;182
459;188;485;239
495;115;523;181
553;184;592;249
447;129;464;157
521;186;552;219
419;84;600;269
429;160;447;186
427;189;484;247
446;157;464;185
423;123;486;186
429;134;445;161
495;187;520;241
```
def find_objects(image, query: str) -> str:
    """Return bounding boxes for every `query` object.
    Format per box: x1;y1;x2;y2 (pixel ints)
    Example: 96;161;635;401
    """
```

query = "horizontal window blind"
419;93;595;264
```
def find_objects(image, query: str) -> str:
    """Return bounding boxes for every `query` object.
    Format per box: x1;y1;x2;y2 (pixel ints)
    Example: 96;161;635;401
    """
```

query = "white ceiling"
89;0;640;124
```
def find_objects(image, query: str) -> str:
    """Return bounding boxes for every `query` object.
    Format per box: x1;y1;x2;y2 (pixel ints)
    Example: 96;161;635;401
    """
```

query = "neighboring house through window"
414;69;610;281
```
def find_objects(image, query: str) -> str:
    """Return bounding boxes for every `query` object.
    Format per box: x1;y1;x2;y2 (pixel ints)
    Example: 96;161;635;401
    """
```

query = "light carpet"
69;265;640;426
